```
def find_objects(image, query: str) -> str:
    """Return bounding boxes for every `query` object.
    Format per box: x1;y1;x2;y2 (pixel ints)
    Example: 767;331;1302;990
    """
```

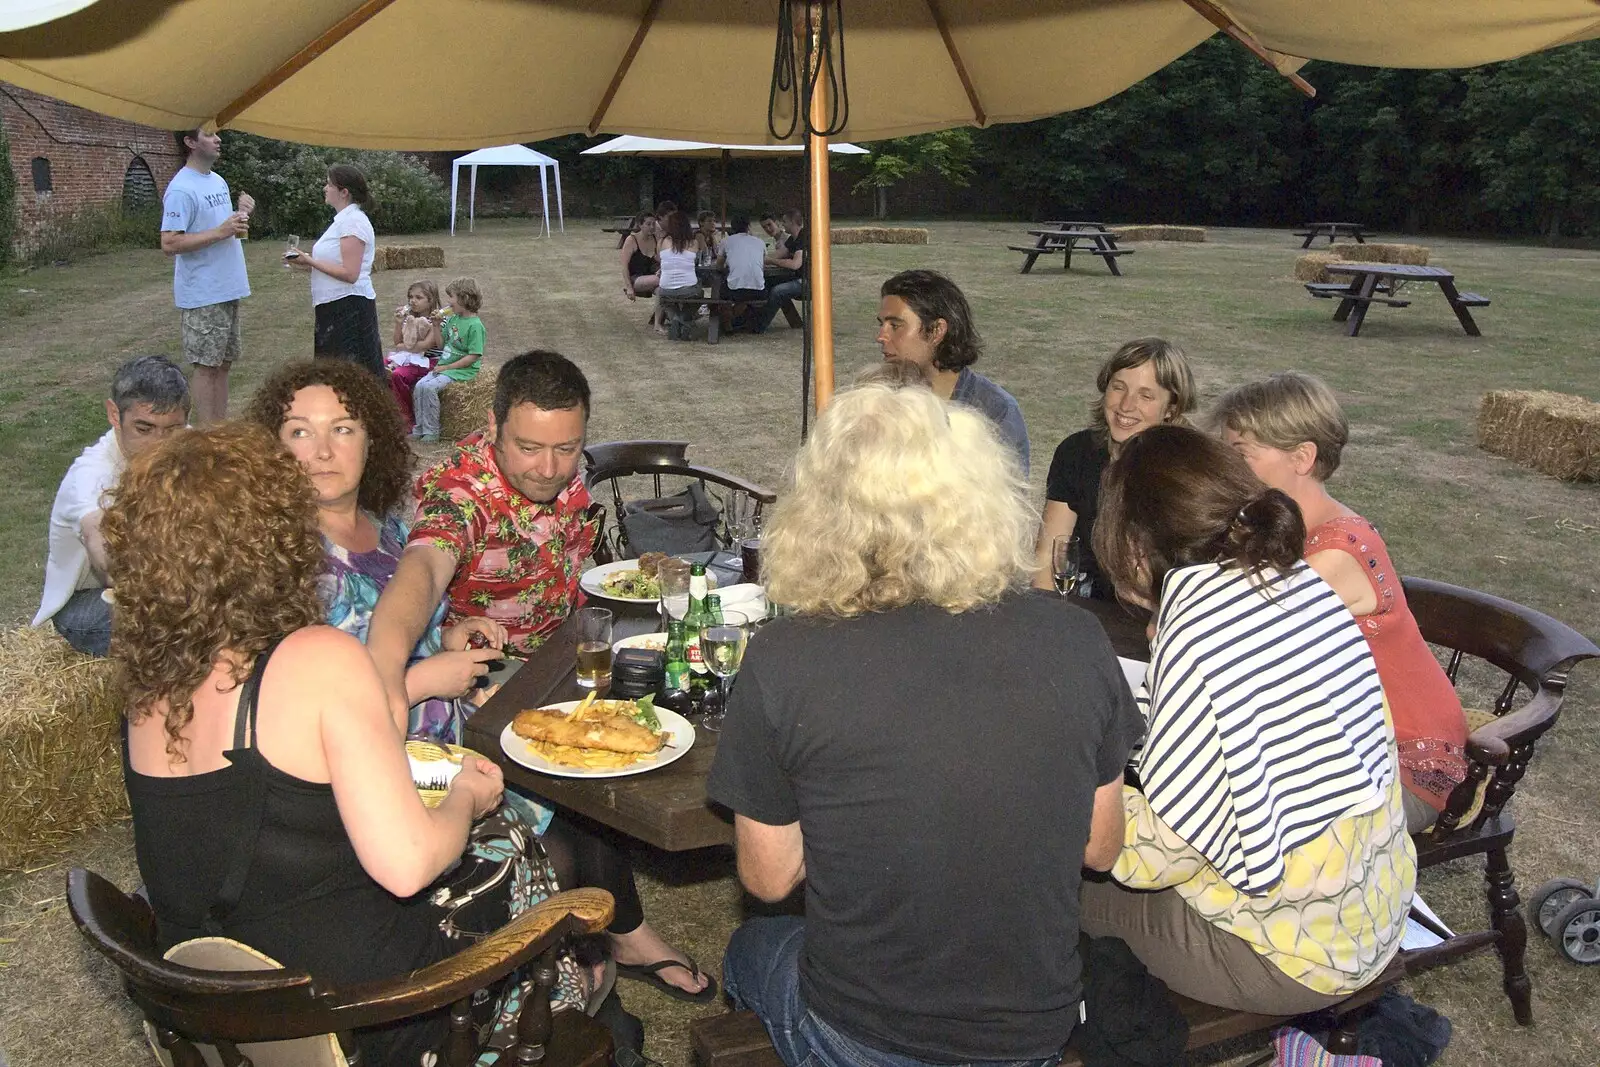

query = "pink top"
1306;515;1469;811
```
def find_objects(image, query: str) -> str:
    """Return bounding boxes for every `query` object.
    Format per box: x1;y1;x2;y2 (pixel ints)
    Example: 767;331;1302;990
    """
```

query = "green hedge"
215;133;448;239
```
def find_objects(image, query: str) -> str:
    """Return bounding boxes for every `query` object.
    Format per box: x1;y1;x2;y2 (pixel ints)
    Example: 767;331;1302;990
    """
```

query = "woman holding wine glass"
1032;338;1196;599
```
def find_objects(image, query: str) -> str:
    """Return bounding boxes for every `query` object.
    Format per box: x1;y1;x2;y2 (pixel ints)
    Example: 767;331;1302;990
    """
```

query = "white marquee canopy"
450;144;564;237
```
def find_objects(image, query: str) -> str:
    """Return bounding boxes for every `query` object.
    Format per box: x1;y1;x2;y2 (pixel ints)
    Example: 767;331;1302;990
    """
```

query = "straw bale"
1477;390;1600;482
438;367;498;443
1326;242;1429;266
1294;252;1340;282
1109;225;1205;242
0;627;127;870
373;245;446;272
828;227;928;246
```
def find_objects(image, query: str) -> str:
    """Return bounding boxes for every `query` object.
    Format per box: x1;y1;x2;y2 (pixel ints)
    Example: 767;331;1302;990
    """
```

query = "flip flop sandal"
614;956;719;1004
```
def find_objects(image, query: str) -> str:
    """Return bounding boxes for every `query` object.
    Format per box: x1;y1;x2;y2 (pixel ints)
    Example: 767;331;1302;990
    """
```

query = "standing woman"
1032;339;1195;599
288;163;382;376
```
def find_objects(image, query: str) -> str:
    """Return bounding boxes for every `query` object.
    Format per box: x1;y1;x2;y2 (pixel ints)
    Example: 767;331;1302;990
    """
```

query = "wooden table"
466;597;1150;853
1319;263;1490;337
1009;227;1131;276
1295;221;1369;247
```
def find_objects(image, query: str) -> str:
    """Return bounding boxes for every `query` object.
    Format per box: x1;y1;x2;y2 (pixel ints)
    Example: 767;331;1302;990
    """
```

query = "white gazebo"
450;144;564;237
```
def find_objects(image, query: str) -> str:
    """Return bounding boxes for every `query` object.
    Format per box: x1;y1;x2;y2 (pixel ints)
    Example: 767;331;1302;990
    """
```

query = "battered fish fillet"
512;707;666;754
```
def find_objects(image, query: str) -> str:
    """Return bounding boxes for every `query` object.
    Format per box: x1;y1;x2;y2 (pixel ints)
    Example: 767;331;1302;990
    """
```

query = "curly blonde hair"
763;384;1036;617
100;423;326;761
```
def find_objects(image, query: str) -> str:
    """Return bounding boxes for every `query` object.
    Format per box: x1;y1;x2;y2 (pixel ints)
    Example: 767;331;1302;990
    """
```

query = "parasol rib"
215;0;402;128
1179;0;1316;98
589;0;665;135
925;0;985;126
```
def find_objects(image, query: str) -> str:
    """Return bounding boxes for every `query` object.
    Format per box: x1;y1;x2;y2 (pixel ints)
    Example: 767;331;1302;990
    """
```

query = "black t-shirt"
1044;429;1114;601
706;592;1143;1062
784;227;808;279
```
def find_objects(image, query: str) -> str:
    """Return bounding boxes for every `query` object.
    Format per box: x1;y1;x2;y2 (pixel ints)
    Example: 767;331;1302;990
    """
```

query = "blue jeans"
52;587;111;657
412;371;452;437
753;279;806;333
723;917;1062;1067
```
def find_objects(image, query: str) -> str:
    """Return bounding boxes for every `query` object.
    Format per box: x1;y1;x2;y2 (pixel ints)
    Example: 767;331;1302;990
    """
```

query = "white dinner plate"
614;632;669;654
499;700;695;779
579;560;718;604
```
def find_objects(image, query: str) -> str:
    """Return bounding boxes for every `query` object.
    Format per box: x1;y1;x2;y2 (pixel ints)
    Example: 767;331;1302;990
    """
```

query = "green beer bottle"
706;593;724;625
684;562;711;685
658;618;694;717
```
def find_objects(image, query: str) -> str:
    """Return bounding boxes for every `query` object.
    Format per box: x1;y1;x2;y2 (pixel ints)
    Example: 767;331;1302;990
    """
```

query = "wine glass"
698;610;749;733
1052;535;1084;597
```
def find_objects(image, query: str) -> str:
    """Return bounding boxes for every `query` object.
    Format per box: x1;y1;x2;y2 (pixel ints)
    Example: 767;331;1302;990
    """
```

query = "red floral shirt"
409;432;597;653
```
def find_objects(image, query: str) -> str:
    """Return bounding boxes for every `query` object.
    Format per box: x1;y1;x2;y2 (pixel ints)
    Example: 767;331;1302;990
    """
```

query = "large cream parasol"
4;0;1597;411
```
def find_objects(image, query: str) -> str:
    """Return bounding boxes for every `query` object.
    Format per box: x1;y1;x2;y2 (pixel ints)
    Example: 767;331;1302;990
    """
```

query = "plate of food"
613;632;669;654
580;553;717;604
499;693;695;779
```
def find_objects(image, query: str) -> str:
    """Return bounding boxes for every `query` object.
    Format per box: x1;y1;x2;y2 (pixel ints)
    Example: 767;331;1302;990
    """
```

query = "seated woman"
245;360;714;1004
1033;339;1195;599
711;384;1141;1067
655;210;703;341
103;423;589;1067
1212;372;1468;830
619;213;664;332
1083;424;1416;1016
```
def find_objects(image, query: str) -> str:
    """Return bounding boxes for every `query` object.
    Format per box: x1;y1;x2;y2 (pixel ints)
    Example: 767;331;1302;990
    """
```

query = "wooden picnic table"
1010;226;1131;276
1315;263;1490;337
1295;221;1370;248
465;597;1150;853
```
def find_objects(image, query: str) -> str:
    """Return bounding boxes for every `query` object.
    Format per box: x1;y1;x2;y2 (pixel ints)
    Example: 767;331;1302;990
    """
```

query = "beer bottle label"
687;635;708;674
665;661;690;692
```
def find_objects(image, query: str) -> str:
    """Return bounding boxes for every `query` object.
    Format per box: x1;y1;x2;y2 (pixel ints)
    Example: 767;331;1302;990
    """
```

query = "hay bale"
438;368;498;443
1477;390;1600;482
828;227;928;246
0;627;126;870
1294;252;1340;282
1326;242;1429;266
1109;225;1205;242
373;245;445;272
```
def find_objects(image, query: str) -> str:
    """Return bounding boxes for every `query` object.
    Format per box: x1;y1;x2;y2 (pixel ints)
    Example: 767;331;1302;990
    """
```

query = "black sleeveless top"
124;643;451;1058
628;247;658;279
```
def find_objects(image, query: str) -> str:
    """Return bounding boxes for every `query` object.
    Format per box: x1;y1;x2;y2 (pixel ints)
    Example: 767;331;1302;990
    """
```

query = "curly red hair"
100;422;326;761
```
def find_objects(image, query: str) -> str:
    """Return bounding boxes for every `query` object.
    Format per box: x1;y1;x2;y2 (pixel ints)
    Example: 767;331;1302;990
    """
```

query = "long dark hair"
1093;424;1304;607
662;210;693;253
879;269;982;372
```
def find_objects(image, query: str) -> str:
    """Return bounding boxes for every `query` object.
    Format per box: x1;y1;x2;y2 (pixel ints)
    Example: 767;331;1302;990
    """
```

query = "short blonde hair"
445;276;482;314
1211;371;1348;481
1089;338;1196;438
763;385;1035;617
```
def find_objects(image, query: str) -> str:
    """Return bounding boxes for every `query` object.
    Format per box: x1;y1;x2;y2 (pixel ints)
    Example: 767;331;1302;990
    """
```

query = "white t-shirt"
161;166;250;309
722;232;767;292
658;246;700;290
33;429;124;627
309;204;377;306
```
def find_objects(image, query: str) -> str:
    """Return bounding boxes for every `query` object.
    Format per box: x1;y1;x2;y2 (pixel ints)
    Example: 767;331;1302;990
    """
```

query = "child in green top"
411;277;485;442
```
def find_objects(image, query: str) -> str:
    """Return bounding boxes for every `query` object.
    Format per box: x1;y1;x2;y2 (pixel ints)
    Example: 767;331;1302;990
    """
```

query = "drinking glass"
1052;535;1085;597
283;234;299;266
575;606;614;689
698;610;748;733
658;558;691;622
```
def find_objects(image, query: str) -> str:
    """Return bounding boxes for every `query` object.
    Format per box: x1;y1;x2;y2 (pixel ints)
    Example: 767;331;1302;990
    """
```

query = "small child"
411;277;485;443
387;280;445;431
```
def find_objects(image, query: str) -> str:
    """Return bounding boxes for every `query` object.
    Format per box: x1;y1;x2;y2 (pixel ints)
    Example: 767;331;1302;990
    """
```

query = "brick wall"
1;82;184;240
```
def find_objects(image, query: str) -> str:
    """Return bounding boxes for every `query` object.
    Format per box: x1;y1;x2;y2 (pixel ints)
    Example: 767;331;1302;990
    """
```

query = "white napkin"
1118;656;1148;696
714;583;769;622
408;752;462;789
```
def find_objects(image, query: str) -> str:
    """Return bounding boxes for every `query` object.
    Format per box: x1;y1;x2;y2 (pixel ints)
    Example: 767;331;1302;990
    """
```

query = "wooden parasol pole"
720;149;730;225
805;11;836;413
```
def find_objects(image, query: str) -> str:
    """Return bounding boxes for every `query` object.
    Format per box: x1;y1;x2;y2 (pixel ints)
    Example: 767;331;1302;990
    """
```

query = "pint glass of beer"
575;607;614;689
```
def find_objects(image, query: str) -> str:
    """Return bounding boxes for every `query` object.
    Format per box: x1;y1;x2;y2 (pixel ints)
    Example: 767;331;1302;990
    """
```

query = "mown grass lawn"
1;220;1597;1066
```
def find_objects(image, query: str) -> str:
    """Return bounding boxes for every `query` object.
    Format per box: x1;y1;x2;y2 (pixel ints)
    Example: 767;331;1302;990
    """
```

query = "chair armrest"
1463;686;1562;766
319;888;614;1031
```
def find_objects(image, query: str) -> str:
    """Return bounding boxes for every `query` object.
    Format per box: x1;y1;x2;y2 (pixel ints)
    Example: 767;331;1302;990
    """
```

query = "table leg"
1301;232;1315;249
1020;251;1040;274
780;300;803;330
1437;278;1482;337
1332;279;1361;322
1344;274;1379;337
1099;237;1122;277
1063;240;1074;271
706;308;720;344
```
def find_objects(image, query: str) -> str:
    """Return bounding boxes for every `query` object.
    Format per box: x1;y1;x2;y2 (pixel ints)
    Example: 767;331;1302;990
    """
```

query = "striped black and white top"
1135;561;1393;896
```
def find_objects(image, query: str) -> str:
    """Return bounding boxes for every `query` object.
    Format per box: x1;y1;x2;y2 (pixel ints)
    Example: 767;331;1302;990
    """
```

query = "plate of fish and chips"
499;691;695;779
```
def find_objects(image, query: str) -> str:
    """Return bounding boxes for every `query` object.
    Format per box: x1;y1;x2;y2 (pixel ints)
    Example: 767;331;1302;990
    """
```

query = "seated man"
718;212;767;332
366;349;713;1001
710;383;1138;1067
758;211;788;251
875;268;1032;476
752;208;807;334
33;355;189;655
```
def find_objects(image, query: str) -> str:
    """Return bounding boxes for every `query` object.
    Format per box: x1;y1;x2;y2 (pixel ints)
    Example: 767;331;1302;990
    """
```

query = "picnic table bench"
1310;263;1489;337
1009;226;1131;276
1295;221;1370;247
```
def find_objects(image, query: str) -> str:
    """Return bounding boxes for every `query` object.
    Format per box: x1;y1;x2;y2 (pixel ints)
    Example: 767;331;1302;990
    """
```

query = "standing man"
161;127;252;423
33;356;190;655
875;269;1031;476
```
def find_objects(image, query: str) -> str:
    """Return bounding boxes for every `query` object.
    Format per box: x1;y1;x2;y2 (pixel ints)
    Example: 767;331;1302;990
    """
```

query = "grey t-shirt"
721;232;767;292
162;166;250;309
952;366;1030;476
